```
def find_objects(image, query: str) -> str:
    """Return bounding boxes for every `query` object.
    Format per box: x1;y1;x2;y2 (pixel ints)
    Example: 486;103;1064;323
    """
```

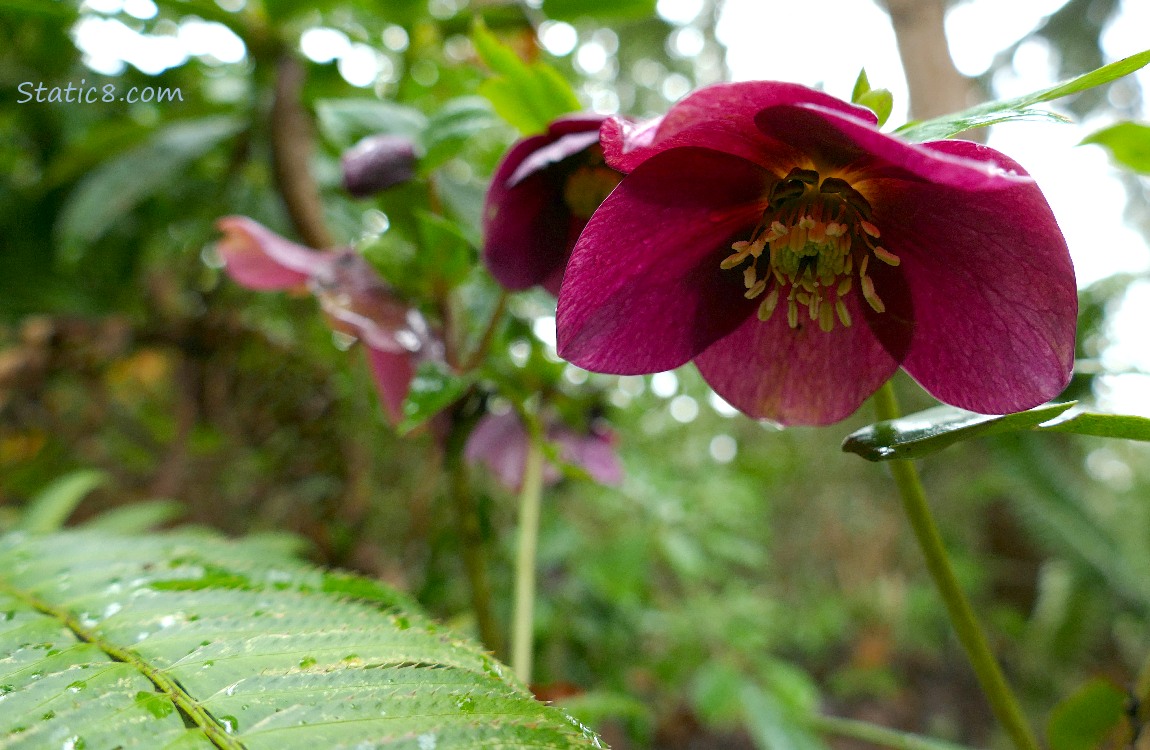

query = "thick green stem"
511;439;545;685
873;382;1040;750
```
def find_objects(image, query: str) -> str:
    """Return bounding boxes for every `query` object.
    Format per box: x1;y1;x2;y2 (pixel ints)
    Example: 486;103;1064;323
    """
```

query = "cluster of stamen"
721;168;900;333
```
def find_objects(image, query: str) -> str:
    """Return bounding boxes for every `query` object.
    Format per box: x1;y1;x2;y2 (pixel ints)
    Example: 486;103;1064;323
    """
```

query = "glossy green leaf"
0;530;602;749
1080;121;1150;174
56;116;243;249
541;0;656;21
472;21;582;134
842;402;1076;462
1047;678;1127;750
1036;409;1150;441
18;469;109;533
397;361;473;435
897;49;1150;141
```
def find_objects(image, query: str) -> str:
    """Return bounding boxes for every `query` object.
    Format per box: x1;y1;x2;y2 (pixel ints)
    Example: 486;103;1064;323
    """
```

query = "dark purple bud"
341;134;418;197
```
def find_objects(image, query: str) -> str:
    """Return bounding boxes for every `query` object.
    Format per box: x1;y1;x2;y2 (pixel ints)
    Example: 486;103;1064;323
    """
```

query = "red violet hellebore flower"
556;81;1078;426
216;216;439;424
341;134;418;198
464;411;623;493
483;114;624;295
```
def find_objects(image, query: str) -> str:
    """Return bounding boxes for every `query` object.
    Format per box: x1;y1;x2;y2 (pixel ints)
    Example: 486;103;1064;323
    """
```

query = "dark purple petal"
754;104;1034;190
216;216;334;290
695;291;902;425
872;140;1077;412
601;81;875;173
483;166;580;290
557;148;770;374
482;116;607;291
365;347;415;425
341;134;418;198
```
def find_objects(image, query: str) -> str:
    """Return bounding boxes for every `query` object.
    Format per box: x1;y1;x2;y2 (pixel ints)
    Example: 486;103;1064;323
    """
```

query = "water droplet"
66;681;87;692
298;656;317;669
220;716;239;734
417;733;437;750
41;710;56;720
455;697;475;713
103;602;122;619
62;735;85;750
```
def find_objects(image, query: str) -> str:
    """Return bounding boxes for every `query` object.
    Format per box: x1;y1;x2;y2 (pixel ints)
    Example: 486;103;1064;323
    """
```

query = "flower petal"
551;428;624;485
365;346;415;426
872;139;1077;413
483;166;582;290
464;411;531;492
557;148;770;374
601;81;875;173
754;104;1034;190
216;216;333;290
312;251;431;356
695;290;901;426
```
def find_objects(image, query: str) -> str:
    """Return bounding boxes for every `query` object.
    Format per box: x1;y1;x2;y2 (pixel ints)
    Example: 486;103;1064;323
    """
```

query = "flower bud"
340;134;418;197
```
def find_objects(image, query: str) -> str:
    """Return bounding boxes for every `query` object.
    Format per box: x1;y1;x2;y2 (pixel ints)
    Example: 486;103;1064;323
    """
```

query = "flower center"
563;147;623;220
721;167;900;333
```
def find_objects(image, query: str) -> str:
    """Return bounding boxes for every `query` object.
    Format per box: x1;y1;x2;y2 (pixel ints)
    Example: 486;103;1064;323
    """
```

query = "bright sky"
71;0;1150;415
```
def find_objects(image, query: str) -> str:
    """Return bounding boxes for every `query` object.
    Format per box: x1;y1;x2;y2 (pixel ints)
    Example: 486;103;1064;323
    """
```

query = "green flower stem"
809;714;976;750
872;382;1040;750
511;438;546;685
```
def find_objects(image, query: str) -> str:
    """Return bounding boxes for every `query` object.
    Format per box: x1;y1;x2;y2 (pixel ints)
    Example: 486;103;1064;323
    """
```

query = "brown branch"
270;55;334;249
881;0;984;130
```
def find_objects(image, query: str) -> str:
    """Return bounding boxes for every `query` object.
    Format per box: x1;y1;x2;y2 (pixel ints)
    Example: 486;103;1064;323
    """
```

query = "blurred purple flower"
341;134;418;198
464;410;623;492
556;81;1077;425
216;216;439;424
482;114;623;294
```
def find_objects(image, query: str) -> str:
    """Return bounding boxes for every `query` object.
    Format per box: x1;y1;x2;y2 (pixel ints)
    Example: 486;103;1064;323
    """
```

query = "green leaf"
1046;678;1127;750
398;361;473;435
842;402;1076;462
81;499;185;533
1080;121;1150;175
0;530;602;749
541;0;656;21
56;116;243;249
1036;409;1150;441
414;210;476;289
18;470;109;533
850;69;893;128
472;20;582;134
897;49;1150;141
420;96;500;173
740;681;827;750
315;98;427;149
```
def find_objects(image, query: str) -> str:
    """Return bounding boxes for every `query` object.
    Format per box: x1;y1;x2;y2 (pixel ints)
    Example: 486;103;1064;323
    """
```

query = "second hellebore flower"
483;114;623;294
464;410;623;493
556;82;1078;425
216;216;438;424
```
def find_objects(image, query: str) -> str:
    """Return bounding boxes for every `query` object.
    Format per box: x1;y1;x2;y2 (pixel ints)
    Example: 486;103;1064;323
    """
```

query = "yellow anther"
745;279;767;299
873;246;901;266
859;254;869;279
861;274;885;313
743;266;758;288
765;221;788;242
758;287;779;321
835;300;852;327
818;299;835;332
787;299;799;329
837;277;853;296
825;222;847;237
860;220;881;238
